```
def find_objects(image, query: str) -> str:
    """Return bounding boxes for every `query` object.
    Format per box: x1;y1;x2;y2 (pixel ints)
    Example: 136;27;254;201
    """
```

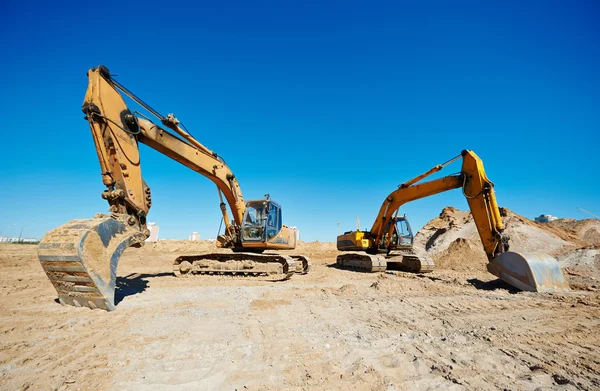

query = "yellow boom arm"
342;149;569;292
370;150;508;260
82;65;247;247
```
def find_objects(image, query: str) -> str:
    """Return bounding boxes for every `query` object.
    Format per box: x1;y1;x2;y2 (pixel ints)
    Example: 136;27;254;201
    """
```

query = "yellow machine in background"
338;214;430;272
337;150;569;293
37;65;310;311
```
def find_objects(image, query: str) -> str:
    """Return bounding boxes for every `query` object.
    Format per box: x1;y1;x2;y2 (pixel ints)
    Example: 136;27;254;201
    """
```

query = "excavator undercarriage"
336;253;434;273
173;253;311;279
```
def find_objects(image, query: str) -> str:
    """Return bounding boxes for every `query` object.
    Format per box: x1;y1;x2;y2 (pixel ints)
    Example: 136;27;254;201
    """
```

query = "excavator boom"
337;150;569;293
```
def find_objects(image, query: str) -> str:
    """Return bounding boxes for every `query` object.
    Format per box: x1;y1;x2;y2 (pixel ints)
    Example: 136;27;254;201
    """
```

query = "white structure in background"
535;214;558;223
289;226;300;241
189;232;200;241
0;237;38;243
146;222;160;242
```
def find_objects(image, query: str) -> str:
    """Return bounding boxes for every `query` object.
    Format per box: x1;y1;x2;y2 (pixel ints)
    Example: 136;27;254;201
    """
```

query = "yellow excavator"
37;65;311;311
336;150;569;293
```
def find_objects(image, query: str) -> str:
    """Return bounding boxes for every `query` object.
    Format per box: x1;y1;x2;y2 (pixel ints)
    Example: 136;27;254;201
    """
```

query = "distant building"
289;226;300;241
146;222;160;242
535;214;558;223
0;236;38;243
189;232;200;241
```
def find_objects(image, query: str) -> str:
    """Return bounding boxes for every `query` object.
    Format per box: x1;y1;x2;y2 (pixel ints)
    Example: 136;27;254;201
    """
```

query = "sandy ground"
1;240;599;391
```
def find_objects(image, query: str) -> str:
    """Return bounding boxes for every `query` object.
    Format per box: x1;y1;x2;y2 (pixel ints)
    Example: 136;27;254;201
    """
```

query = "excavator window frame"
241;200;283;242
241;201;267;242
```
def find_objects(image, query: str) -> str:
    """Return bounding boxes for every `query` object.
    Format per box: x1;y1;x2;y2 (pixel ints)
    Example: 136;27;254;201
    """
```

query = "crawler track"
173;253;297;280
336;252;387;272
336;252;434;273
290;255;312;274
388;255;435;273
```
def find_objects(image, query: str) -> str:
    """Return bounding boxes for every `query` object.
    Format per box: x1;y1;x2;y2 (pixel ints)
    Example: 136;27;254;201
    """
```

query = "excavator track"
37;216;146;311
173;253;297;280
336;252;387;272
336;252;434;273
290;255;312;274
387;254;435;273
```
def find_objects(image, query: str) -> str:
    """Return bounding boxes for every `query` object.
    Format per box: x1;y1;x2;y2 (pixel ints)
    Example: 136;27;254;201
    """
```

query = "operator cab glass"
242;200;283;242
387;215;414;248
395;217;414;246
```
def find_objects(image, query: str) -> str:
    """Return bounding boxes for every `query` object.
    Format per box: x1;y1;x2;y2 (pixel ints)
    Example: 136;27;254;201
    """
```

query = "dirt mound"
432;237;488;273
548;218;600;246
415;207;600;284
143;240;224;254
415;207;571;257
295;241;338;258
424;206;471;230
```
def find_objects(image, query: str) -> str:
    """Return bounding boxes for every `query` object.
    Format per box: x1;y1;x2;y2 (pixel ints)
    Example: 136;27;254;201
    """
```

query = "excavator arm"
371;151;508;260
338;150;569;293
82;65;245;247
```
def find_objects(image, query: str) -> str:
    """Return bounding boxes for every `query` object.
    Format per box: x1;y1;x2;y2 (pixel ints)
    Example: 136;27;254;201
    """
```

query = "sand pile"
414;207;570;258
548;218;600;246
415;207;600;281
143;240;225;254
431;237;488;273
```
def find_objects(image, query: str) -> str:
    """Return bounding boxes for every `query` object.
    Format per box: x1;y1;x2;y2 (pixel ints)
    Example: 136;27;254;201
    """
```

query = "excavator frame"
336;150;569;293
38;65;310;311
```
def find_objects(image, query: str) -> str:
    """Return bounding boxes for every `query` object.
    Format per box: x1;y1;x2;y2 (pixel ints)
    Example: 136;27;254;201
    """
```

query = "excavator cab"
392;215;414;247
241;199;282;242
381;214;414;252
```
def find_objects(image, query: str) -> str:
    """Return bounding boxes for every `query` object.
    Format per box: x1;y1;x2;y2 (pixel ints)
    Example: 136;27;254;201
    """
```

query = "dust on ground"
1;209;599;390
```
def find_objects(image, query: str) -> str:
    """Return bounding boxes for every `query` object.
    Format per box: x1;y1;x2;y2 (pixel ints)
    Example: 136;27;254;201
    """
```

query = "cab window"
266;203;281;239
242;203;266;241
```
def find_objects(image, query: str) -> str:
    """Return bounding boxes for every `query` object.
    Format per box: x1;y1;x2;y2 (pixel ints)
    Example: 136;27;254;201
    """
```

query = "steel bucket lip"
38;216;146;311
490;251;570;293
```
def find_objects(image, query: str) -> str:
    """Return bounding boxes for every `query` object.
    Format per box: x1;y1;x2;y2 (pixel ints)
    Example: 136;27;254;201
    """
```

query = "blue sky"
1;1;598;241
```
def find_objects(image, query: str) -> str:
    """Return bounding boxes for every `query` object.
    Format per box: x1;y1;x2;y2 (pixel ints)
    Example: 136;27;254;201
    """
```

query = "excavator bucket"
38;216;146;311
487;251;569;293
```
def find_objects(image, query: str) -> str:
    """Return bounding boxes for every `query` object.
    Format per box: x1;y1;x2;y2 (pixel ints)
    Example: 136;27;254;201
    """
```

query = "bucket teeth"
38;216;146;311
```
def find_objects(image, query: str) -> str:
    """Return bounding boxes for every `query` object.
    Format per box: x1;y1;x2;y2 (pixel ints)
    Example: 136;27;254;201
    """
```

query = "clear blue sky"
1;1;598;241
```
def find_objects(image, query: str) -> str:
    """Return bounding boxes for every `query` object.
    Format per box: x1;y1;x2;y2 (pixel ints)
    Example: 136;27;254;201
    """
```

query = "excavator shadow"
326;263;430;275
327;263;520;293
467;278;520;293
114;272;172;305
52;272;172;307
326;263;372;273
